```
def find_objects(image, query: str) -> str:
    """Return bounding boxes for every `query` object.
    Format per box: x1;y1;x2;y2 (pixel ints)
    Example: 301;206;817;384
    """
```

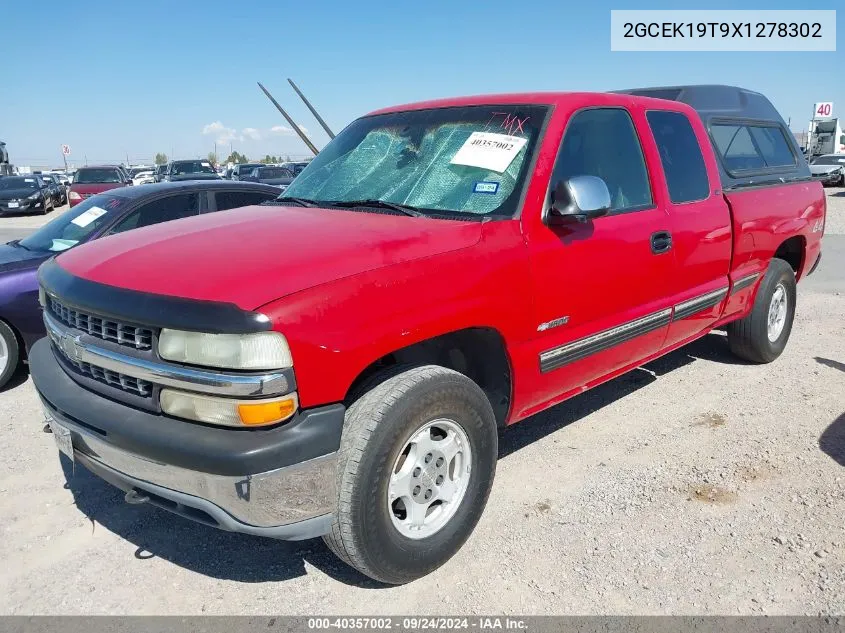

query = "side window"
108;193;200;234
748;126;795;167
646;111;710;204
214;190;275;211
552;108;652;213
711;122;795;173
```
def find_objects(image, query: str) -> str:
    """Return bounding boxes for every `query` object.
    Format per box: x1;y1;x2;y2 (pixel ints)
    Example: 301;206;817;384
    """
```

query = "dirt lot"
0;190;843;615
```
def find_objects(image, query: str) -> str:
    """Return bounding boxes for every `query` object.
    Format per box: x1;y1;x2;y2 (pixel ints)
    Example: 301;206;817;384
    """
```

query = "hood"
0;188;39;200
0;243;50;272
809;164;843;175
70;182;125;195
55;205;482;310
168;173;221;181
257;177;294;186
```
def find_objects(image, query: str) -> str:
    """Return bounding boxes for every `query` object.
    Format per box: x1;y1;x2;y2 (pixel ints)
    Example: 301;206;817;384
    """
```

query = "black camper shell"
615;85;811;190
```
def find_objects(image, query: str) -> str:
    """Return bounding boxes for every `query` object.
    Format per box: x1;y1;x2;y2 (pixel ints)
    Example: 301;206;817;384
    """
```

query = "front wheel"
727;258;796;363
323;365;498;584
0;321;21;390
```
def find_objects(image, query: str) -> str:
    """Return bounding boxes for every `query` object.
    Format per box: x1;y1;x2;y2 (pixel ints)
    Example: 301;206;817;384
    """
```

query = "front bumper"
0;200;35;213
30;337;344;540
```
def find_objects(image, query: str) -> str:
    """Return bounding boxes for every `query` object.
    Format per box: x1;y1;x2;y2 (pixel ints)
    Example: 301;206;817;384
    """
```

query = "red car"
30;85;825;584
67;165;130;207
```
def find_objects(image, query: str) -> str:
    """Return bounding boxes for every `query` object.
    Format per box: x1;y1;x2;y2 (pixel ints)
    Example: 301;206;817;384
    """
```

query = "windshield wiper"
327;199;426;218
273;196;319;207
8;239;31;251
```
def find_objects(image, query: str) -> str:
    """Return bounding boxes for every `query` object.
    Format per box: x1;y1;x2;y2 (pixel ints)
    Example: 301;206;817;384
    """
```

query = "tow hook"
125;489;150;505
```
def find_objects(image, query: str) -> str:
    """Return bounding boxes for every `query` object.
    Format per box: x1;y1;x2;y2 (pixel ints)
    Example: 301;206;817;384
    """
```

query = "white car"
132;170;156;186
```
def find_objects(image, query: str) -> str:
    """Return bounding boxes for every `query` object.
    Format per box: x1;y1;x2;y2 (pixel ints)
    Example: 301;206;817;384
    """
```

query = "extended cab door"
642;109;732;350
522;105;676;410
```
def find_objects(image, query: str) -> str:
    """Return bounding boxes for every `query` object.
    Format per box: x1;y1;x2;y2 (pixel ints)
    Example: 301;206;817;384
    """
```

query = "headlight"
160;389;298;427
28;192;40;200
158;329;292;369
68;191;81;200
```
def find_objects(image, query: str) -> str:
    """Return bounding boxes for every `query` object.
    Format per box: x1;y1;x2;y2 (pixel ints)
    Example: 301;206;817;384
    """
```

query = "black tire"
0;320;21;390
727;258;796;363
324;365;498;584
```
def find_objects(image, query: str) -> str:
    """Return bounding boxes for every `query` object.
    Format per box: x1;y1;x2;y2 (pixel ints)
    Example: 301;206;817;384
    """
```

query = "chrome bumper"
44;400;337;540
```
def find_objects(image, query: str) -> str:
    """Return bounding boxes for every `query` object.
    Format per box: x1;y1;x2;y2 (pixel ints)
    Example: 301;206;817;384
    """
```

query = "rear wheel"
323;365;498;584
727;258;796;363
0;321;21;390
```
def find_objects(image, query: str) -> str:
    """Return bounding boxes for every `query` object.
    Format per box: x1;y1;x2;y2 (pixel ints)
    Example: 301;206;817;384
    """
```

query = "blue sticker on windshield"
473;181;499;195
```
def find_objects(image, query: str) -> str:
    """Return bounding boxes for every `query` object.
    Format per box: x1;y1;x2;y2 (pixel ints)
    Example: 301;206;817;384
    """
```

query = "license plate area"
8;202;20;208
45;409;74;462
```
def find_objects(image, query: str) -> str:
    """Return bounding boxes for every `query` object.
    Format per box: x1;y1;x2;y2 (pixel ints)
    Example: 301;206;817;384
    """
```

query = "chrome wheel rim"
767;283;788;342
387;418;472;540
0;335;8;376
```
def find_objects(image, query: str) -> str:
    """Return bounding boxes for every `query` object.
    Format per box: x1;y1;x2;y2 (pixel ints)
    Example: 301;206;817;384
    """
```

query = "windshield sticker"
24;178;34;182
473;181;500;195
450;132;528;173
201;162;211;167
70;206;107;228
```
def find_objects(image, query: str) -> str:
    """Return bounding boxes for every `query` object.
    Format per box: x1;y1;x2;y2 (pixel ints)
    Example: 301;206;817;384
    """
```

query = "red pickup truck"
30;85;825;584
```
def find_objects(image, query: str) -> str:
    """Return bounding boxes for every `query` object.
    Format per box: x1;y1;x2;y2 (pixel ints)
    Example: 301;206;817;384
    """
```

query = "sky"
1;0;841;168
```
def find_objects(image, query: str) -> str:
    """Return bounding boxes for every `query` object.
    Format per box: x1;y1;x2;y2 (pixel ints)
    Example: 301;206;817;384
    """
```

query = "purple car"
0;180;281;389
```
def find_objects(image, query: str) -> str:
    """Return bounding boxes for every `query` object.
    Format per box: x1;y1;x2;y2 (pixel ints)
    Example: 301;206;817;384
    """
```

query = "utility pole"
257;82;319;155
287;78;335;139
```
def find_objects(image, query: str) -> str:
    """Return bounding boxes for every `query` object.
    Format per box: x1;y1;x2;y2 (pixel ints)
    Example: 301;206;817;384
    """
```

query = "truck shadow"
59;456;387;588
819;413;845;467
499;330;741;459
58;331;741;588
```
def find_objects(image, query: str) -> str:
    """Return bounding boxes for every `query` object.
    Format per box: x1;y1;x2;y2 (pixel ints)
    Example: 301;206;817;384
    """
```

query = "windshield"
0;177;39;190
258;168;291;179
812;155;845;165
281;105;548;217
19;194;127;252
172;161;214;175
74;168;122;183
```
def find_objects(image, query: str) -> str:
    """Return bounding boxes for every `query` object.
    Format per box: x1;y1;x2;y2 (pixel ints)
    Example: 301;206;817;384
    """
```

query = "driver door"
524;106;676;408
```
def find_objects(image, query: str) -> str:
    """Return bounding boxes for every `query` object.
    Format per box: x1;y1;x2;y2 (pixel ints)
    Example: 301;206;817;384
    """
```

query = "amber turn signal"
238;396;298;426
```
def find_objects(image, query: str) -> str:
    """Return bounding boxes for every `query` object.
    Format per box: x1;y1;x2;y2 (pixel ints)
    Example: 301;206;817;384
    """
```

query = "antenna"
257;82;319;156
287;78;335;139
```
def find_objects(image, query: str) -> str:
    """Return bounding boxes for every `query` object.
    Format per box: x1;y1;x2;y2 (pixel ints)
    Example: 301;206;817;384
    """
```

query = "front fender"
259;222;530;408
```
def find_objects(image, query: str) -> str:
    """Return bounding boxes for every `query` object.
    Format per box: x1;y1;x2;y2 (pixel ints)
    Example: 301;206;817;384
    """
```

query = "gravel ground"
0;188;842;615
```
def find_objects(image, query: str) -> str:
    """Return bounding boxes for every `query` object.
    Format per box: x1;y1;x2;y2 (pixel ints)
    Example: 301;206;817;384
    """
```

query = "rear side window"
710;122;796;173
646;111;710;204
214;190;276;210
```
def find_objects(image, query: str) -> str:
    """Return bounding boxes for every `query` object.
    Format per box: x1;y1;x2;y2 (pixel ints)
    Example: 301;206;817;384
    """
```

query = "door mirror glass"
545;175;611;224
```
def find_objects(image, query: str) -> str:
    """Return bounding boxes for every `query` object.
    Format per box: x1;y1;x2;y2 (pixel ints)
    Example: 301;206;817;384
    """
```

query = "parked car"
132;170;156;186
153;164;168;183
279;161;309;175
42;174;67;205
68;166;130;207
0;180;280;389
28;86;824;584
809;154;845;186
164;160;221;182
231;163;265;180
0;175;55;215
241;166;295;190
36;174;63;208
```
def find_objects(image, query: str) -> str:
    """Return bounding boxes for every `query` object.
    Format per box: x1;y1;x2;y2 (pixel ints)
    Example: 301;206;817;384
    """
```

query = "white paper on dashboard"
71;206;107;227
450;132;528;173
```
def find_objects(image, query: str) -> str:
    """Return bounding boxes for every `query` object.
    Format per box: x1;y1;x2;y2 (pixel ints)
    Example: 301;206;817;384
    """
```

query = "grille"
49;297;153;350
65;356;153;397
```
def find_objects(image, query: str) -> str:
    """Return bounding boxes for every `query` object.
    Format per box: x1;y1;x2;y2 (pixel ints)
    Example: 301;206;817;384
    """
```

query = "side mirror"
544;175;611;225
